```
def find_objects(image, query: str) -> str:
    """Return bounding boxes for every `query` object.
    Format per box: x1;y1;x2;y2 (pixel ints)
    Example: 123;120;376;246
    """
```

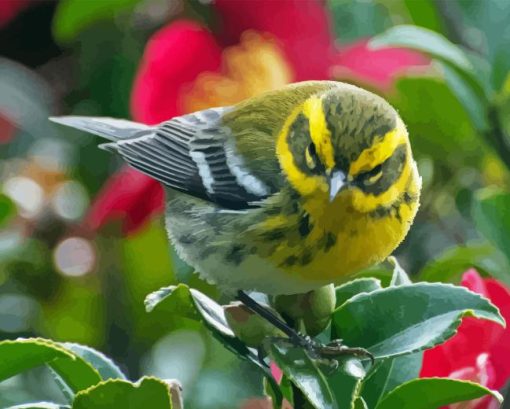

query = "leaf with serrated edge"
268;341;338;409
388;257;412;286
375;378;503;409
332;283;504;359
0;338;101;394
335;278;382;308
361;352;423;408
61;343;126;380
72;377;172;409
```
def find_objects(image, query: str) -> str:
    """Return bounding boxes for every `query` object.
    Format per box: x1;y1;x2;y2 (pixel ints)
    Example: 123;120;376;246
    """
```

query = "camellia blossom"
0;0;31;28
421;269;510;409
87;0;427;235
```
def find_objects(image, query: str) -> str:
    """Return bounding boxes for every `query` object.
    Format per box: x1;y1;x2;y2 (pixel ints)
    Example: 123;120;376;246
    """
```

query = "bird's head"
276;84;419;214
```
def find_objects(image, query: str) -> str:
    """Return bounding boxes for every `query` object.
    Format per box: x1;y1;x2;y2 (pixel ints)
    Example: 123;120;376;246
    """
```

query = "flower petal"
85;167;164;235
331;39;428;90
131;20;222;124
213;0;334;80
0;0;31;28
485;278;510;389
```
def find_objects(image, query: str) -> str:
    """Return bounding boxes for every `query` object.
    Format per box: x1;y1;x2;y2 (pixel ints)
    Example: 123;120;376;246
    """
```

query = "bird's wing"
51;108;273;209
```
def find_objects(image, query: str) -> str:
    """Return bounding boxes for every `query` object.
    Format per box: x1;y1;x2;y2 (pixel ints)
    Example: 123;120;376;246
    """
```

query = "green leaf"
473;189;510;264
53;0;140;43
0;193;16;227
61;343;126;380
369;25;474;75
0;338;101;393
438;61;489;131
144;284;198;319
335;278;382;308
5;404;70;409
268;340;338;409
403;0;442;32
263;376;284;409
387;257;412;286
375;378;503;409
145;285;263;371
419;242;510;286
72;377;172;409
361;352;423;408
332;283;504;359
353;397;368;409
327;358;365;409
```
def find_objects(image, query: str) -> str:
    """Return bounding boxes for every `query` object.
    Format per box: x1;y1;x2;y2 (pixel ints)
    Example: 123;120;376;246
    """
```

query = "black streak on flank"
282;255;298;267
324;232;337;252
300;249;313;266
226;244;246;265
298;214;312;238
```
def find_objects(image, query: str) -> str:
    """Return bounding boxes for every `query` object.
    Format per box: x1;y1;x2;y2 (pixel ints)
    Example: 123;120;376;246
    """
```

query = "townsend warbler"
51;81;421;296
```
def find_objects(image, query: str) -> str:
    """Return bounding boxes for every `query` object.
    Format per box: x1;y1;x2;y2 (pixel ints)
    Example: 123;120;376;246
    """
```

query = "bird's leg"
236;290;374;366
236;290;310;347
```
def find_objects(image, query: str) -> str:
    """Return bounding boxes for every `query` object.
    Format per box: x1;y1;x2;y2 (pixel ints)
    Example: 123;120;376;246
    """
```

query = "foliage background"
1;0;510;408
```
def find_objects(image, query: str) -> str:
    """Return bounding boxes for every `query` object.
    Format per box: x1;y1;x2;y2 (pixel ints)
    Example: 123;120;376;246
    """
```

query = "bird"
50;80;421;352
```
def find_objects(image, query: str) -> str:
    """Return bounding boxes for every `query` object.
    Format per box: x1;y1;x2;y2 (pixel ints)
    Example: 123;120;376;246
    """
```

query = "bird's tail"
49;116;153;141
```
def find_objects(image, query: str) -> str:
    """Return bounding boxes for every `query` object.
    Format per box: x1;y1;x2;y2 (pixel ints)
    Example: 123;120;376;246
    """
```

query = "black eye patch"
356;144;407;195
356;164;383;181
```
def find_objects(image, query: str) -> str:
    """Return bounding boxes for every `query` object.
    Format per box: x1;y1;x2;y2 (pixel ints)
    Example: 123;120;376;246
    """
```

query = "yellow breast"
256;155;421;284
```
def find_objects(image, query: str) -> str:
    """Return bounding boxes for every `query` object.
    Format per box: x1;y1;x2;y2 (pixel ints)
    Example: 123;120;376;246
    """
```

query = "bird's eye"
357;164;383;185
305;142;318;171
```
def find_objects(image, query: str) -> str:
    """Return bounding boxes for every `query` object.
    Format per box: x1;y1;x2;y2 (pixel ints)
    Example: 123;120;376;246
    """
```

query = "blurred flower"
90;0;427;235
86;166;164;234
0;0;31;28
420;269;510;409
332;39;428;91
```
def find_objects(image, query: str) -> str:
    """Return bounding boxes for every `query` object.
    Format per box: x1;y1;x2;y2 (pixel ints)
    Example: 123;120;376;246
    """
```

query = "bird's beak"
329;170;348;202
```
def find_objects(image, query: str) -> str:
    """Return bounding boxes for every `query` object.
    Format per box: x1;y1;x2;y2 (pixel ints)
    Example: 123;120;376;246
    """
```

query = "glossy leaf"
473;189;510;264
375;378;503;409
145;285;262;370
419;242;510;285
268;341;338;409
388;257;412;286
72;377;172;409
335;278;382;307
0;338;101;394
361;352;423;408
61;343;126;380
369;25;474;75
327;358;365;409
332;283;504;359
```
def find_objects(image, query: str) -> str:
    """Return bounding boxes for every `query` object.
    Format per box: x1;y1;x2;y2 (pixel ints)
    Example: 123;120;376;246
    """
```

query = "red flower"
0;0;31;28
88;0;427;235
421;269;510;409
86;166;164;235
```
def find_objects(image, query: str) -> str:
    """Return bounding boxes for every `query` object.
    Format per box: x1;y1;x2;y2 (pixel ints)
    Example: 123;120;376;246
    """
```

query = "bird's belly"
264;200;418;284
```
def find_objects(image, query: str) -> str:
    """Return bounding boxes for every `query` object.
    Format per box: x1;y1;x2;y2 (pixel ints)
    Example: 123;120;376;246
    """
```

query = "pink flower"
421;269;510;409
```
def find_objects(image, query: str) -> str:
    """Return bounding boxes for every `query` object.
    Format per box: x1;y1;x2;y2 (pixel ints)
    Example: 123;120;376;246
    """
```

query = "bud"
273;284;336;336
224;301;285;347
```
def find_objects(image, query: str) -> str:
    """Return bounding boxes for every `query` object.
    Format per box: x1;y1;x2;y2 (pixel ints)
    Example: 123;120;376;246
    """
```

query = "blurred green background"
1;0;510;408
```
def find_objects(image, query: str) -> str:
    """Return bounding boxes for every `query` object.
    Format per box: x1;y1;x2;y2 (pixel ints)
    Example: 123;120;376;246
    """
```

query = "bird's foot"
287;334;375;366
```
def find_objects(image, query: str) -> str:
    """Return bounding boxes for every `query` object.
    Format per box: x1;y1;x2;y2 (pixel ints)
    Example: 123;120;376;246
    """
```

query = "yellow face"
276;93;419;215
